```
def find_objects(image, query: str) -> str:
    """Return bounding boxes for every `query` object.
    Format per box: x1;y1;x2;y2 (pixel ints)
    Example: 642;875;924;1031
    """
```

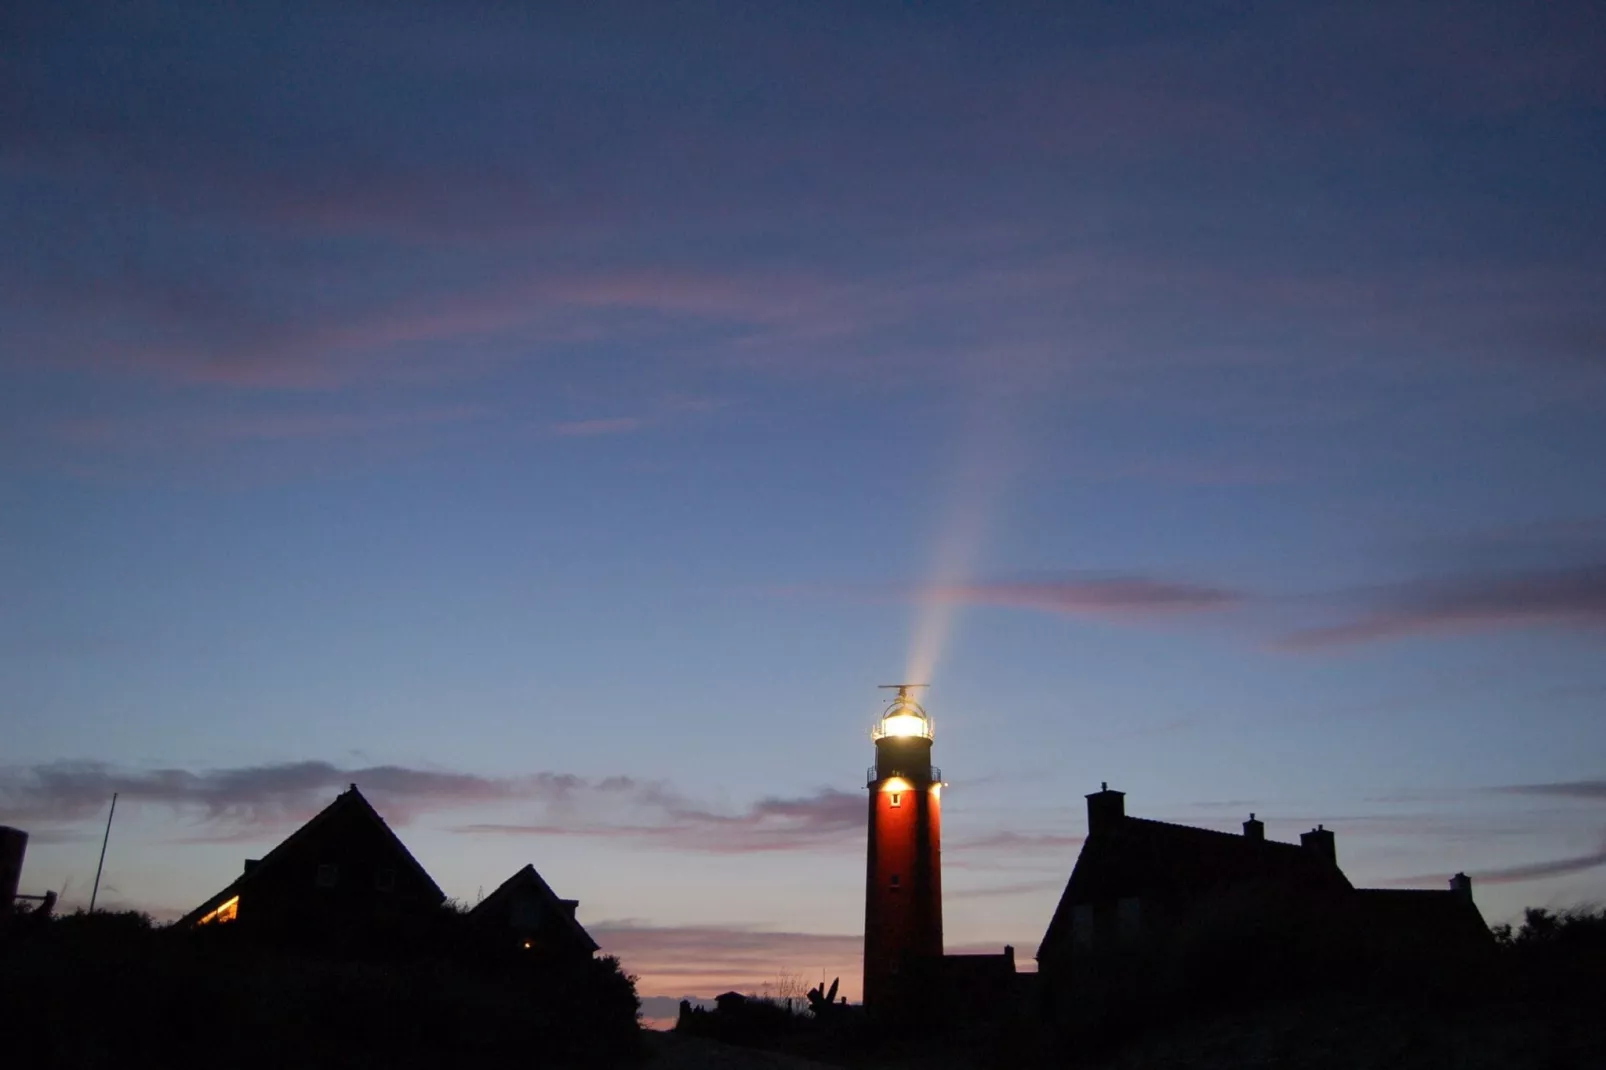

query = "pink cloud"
951;831;1084;853
1378;835;1606;887
0;761;625;836
1;758;875;856
1280;564;1606;649
56;403;485;450
454;785;865;854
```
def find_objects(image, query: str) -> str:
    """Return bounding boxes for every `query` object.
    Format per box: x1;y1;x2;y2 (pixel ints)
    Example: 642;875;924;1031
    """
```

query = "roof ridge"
1126;815;1309;850
467;862;600;954
176;783;443;926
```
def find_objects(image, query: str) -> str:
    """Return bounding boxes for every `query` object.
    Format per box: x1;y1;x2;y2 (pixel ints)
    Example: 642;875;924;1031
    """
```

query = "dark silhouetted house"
178;784;445;932
1037;785;1490;1006
938;945;1021;1023
1351;875;1493;960
465;863;599;960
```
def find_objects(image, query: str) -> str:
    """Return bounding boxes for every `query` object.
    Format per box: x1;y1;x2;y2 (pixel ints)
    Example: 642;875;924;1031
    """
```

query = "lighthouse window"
890;873;901;888
889;793;902;807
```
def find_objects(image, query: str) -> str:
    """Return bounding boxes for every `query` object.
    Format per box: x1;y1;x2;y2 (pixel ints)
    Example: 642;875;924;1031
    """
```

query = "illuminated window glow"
198;895;239;925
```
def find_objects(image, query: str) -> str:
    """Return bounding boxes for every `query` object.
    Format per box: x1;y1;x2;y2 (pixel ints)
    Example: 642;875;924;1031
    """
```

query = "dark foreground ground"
6;908;1602;1068
0;909;642;1069
659;999;1601;1070
664;908;1606;1070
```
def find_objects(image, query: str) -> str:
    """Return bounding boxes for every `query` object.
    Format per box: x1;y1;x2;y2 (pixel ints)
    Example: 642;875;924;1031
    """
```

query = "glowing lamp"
876;712;930;739
871;689;933;741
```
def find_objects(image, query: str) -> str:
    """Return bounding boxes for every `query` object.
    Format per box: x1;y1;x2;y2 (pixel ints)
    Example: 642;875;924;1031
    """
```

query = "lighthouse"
863;684;943;1012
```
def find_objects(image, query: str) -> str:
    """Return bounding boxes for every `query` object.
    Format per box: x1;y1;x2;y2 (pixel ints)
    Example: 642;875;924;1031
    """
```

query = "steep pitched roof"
465;862;600;954
1039;816;1353;960
178;784;444;927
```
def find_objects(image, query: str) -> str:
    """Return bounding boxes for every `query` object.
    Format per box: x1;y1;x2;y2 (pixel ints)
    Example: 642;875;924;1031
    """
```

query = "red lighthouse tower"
863;684;943;1012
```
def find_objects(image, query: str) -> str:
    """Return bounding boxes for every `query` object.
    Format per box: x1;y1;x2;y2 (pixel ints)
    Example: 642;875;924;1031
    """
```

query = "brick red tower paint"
863;685;942;1012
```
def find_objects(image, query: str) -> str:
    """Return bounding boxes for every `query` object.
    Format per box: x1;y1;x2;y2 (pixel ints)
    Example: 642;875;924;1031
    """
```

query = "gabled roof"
465;862;600;954
1039;816;1353;960
1352;888;1493;947
1069;816;1353;901
178;784;445;927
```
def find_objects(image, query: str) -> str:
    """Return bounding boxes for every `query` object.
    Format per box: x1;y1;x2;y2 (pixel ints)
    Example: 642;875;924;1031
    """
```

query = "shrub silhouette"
1492;905;1606;1006
0;907;642;1069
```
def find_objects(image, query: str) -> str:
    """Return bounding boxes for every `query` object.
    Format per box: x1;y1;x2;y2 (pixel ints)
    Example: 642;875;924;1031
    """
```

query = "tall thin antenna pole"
89;792;118;912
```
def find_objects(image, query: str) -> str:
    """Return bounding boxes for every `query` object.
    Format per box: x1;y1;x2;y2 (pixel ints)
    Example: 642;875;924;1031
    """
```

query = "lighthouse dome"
872;687;933;741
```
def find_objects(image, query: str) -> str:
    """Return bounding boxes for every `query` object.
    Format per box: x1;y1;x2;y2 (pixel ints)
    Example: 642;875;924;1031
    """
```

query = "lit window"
889;793;902;807
198;895;239;925
316;864;338;888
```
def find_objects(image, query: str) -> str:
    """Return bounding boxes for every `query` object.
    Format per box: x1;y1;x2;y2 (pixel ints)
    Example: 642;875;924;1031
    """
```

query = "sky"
3;0;1605;1012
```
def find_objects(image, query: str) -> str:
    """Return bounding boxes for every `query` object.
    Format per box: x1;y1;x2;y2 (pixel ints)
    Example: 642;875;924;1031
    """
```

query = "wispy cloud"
56;403;486;450
951;830;1084;853
1468;844;1606;884
0;760;588;831
786;573;1246;625
933;576;1243;617
455;785;864;854
1281;563;1606;649
547;417;647;437
1381;835;1606;887
1490;780;1606;801
0;759;866;854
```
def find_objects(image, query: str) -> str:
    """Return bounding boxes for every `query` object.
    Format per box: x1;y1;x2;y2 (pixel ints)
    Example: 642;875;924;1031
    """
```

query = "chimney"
1449;872;1472;901
1300;824;1336;864
1243;813;1264;842
0;826;27;914
1086;783;1126;836
1004;944;1015;969
242;858;260;876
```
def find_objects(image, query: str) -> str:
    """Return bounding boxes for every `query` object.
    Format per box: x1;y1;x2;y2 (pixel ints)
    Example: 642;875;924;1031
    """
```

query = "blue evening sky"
3;1;1604;1001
